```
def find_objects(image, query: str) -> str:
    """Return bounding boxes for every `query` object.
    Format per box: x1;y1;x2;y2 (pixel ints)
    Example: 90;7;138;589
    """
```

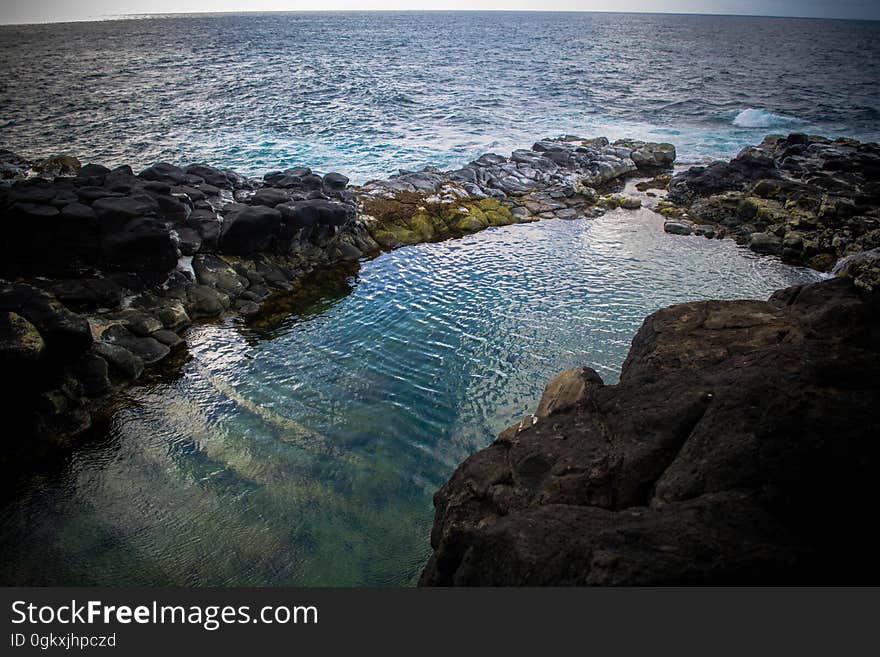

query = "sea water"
1;12;879;181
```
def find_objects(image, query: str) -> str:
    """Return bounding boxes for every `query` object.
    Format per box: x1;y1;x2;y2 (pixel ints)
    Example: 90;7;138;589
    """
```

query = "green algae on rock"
662;134;880;287
362;196;521;249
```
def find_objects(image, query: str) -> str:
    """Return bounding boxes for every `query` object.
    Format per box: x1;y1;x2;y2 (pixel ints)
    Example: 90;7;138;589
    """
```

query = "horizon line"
3;9;880;28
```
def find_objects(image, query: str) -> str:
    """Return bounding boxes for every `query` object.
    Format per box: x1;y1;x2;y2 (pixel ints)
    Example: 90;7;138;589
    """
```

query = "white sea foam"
733;108;802;129
176;255;195;281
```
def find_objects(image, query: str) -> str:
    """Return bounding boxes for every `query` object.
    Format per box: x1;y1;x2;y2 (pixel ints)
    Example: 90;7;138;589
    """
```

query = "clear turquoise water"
0;197;823;586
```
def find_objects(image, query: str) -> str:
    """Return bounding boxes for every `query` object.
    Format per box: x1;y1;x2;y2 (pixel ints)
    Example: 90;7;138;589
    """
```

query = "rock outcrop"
420;277;880;585
0;156;379;444
659;134;880;286
358;137;674;247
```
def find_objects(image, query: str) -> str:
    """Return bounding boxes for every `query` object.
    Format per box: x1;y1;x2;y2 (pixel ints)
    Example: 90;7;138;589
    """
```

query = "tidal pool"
0;202;822;586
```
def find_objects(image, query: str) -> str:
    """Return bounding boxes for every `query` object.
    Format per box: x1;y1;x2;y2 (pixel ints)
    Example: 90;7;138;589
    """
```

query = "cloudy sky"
1;1;877;25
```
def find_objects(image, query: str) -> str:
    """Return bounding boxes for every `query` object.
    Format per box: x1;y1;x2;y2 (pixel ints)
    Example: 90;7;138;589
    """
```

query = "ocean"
1;11;879;181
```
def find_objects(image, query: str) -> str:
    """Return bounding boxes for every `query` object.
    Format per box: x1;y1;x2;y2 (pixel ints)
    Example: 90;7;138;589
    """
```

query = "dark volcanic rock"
220;205;282;254
76;186;122;203
78;163;111;178
613;140;676;171
663;135;880;274
92;340;144;381
251;188;290;207
184;164;234;189
667;149;779;205
139;162;186;185
100;217;178;282
101;325;170;365
323;172;349;191
71;352;111;397
279;199;356;228
92;194;159;222
176;226;202;255
420;277;880;585
0;285;93;364
45;278;124;312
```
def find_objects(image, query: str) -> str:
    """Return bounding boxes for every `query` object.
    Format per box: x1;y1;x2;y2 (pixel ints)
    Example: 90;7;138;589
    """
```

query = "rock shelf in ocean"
658;133;880;282
0;136;674;445
358;136;670;247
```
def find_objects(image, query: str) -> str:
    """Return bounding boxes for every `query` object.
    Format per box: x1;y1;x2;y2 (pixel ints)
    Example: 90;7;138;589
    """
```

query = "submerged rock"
421;277;880;585
663;219;694;235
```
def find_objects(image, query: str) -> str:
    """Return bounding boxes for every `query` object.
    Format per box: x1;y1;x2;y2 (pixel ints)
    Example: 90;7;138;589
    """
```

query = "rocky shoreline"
420;276;880;585
419;134;880;586
0;136;673;452
659;134;880;290
4;134;880;586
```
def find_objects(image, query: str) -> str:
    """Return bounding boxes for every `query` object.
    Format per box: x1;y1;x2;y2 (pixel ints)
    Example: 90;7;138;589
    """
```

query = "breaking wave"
733;108;803;129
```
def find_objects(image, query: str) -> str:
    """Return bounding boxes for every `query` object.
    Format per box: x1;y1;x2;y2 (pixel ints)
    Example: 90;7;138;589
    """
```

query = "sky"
0;1;878;25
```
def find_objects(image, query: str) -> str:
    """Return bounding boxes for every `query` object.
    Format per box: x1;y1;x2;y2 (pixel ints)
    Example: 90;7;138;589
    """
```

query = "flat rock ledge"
420;277;880;585
0;138;672;447
658;134;880;289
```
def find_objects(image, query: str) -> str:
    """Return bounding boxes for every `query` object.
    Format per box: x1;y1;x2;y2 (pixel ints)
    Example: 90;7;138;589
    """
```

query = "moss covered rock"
362;194;516;249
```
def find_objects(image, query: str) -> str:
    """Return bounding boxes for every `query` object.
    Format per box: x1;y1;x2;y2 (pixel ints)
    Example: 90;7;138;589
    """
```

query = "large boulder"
748;231;783;255
0;284;92;364
631;143;676;170
45;278;124;311
615;140;676;171
278;199;355;229
186;208;221;251
139;162;186;185
184;164;234;189
92;340;144;382
78;163;111;179
92;194;159;222
250;188;290;207
0;192;101;277
421;278;880;585
100;325;169;365
100;217;178;282
323;172;349;191
219;206;282;254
